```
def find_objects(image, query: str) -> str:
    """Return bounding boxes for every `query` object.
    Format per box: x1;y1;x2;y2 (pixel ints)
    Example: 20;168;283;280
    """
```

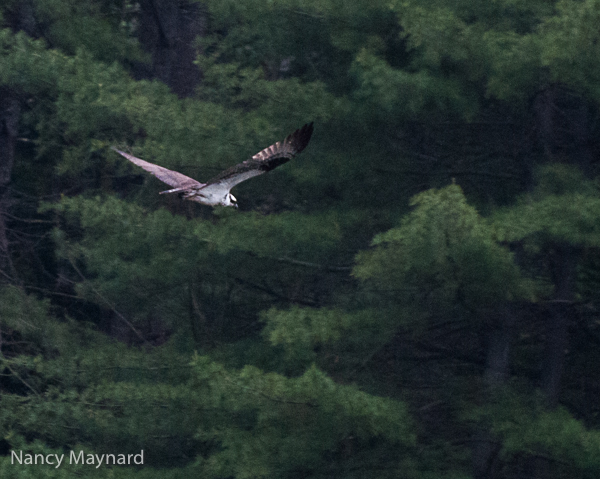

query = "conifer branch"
220;374;317;407
0;354;40;396
234;277;317;306
67;257;152;346
244;250;351;271
274;256;352;271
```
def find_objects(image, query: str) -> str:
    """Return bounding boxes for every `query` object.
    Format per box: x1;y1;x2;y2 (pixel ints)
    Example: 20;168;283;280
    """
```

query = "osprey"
112;123;313;208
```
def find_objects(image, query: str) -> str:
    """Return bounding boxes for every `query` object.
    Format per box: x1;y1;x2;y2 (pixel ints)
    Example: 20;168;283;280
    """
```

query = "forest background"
2;1;600;478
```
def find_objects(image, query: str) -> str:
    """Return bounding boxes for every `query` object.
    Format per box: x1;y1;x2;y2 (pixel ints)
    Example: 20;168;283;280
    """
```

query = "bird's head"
228;193;238;209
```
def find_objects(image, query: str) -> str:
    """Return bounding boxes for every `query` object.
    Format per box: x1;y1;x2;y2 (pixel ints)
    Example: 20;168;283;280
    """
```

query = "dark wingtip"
293;122;314;153
303;122;314;138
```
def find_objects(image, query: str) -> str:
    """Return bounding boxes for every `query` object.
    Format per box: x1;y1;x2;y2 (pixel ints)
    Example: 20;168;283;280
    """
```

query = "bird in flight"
112;123;314;208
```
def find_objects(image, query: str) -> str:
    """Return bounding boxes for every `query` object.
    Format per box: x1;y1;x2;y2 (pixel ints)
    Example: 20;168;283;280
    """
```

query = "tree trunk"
0;88;20;282
542;244;577;407
135;0;206;98
472;305;516;479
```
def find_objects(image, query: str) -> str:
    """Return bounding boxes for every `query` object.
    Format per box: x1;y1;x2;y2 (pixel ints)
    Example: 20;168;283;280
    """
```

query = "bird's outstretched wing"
111;147;204;192
199;122;314;195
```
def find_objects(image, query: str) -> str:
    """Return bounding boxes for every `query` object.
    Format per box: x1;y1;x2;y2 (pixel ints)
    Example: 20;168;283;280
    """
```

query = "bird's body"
112;123;313;208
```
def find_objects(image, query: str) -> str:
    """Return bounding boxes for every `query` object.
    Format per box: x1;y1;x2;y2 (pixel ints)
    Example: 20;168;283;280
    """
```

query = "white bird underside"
111;122;314;208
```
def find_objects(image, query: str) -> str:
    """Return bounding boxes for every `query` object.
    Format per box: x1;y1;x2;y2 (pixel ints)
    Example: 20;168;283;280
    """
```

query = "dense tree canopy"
1;1;600;478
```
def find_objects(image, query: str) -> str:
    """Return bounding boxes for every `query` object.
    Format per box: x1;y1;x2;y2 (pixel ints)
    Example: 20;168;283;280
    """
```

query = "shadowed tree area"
2;1;600;478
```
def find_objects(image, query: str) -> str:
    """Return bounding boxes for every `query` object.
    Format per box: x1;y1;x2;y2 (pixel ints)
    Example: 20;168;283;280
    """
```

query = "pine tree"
3;1;600;478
